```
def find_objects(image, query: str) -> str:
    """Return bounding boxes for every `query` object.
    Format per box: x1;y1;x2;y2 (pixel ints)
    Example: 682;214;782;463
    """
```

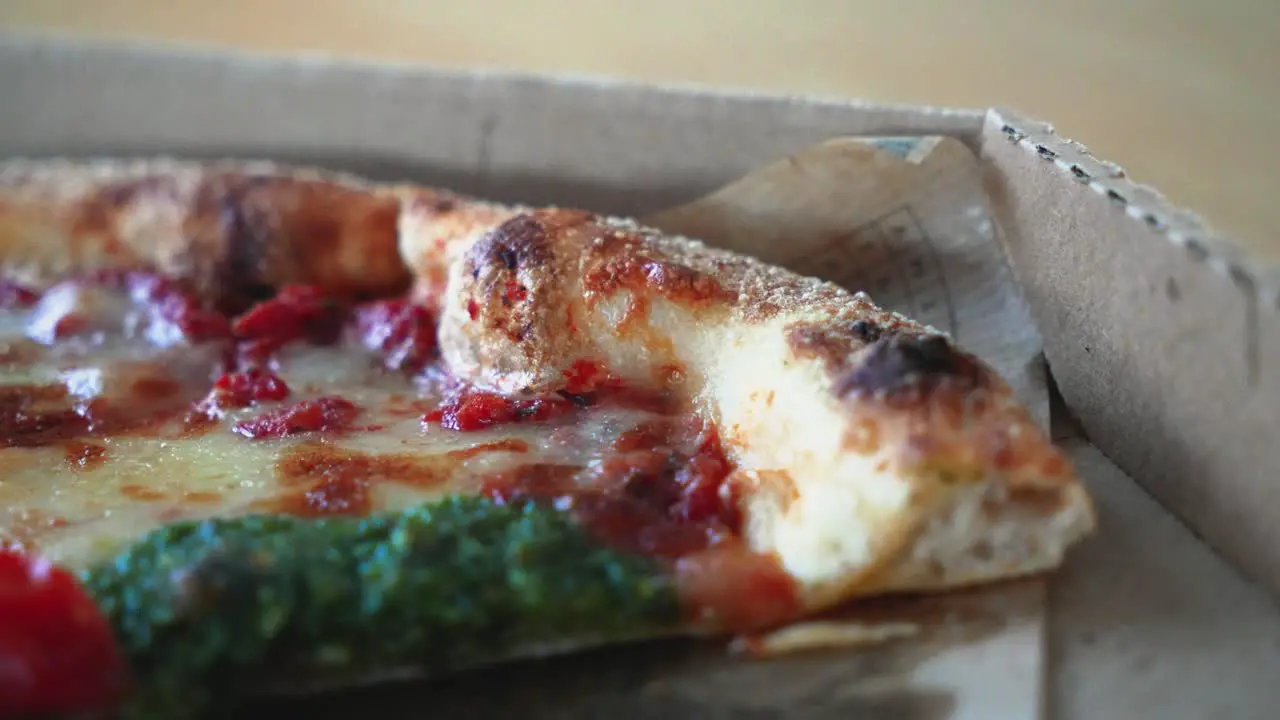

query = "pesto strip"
79;496;682;720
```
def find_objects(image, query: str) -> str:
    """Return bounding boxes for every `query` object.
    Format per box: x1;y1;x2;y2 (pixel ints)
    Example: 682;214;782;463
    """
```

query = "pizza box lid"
0;31;1277;720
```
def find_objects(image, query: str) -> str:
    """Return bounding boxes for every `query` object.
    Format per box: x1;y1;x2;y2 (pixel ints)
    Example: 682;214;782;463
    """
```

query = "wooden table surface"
3;0;1277;257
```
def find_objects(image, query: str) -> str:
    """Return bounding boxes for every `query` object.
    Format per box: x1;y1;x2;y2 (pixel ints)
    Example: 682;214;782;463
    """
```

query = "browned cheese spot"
836;335;984;399
64;440;107;470
120;484;166;502
0;384;87;449
447;438;530;460
261;442;455;518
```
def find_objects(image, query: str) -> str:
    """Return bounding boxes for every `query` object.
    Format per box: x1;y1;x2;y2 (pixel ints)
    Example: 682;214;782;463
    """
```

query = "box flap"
0;31;985;219
982;109;1280;599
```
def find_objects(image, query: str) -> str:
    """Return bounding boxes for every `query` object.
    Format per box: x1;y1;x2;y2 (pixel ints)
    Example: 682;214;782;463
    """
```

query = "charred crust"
850;319;883;343
785;319;901;374
785;324;858;374
492;214;546;255
468;214;553;276
836;334;984;397
195;175;277;309
461;213;563;346
498;245;518;270
189;173;408;309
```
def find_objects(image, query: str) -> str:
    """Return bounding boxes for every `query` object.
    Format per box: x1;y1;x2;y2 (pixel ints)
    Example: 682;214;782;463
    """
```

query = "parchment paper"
245;137;1054;720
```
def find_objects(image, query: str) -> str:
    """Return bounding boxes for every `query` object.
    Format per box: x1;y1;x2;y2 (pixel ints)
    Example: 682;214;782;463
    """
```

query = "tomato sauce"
350;298;439;373
209;368;291;409
89;269;231;344
0;278;39;309
233;396;361;439
0;548;129;717
481;415;800;632
232;285;346;350
422;358;681;435
423;390;577;432
561;359;621;394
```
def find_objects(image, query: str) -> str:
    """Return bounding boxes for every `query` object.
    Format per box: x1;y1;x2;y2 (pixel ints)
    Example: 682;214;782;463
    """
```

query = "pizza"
0;158;1095;719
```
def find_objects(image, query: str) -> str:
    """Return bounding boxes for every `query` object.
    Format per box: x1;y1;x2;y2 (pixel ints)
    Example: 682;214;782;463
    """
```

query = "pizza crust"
0;158;410;307
406;204;1094;612
0;157;1095;617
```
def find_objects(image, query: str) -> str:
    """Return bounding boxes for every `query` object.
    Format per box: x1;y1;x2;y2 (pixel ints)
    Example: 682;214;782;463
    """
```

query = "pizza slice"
0;159;1094;719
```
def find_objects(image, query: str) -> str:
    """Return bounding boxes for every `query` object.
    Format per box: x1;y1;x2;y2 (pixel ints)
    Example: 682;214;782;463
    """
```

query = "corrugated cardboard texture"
981;111;1280;600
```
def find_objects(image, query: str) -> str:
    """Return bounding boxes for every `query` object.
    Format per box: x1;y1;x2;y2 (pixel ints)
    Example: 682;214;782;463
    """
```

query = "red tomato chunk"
424;390;575;432
211;368;291;409
233;396;360;438
351;299;439;373
0;548;129;717
0;279;39;308
232;285;347;350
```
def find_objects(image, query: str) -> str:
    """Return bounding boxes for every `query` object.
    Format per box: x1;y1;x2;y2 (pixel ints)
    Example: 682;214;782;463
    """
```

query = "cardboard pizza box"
1;31;1278;720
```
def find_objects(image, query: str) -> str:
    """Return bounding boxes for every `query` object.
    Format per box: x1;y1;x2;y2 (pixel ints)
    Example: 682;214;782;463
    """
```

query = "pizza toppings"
233;396;361;439
350;298;438;372
0;385;75;448
262;443;452;518
24;281;132;345
561;358;621;394
119;272;232;345
0;547;129;717
65;440;108;470
424;390;576;432
673;545;800;631
477;414;794;631
81;496;680;719
209;368;292;409
18;271;231;349
232;285;348;361
0;279;39;309
482;416;740;555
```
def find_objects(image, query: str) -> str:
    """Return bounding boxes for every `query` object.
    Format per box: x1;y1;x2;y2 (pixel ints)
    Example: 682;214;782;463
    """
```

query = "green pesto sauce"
79;495;682;720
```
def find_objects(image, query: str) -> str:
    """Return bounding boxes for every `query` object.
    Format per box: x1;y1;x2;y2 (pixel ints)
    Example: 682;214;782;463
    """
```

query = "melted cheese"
0;300;667;570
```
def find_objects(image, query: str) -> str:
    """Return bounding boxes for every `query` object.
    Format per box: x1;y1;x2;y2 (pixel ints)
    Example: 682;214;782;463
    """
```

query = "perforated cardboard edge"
981;108;1280;601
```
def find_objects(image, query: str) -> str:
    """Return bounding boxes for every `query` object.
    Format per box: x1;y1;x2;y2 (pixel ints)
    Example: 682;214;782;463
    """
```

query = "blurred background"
2;0;1277;253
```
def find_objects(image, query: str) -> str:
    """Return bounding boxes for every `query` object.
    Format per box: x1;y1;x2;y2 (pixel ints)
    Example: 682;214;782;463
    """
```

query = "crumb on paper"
730;620;922;659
